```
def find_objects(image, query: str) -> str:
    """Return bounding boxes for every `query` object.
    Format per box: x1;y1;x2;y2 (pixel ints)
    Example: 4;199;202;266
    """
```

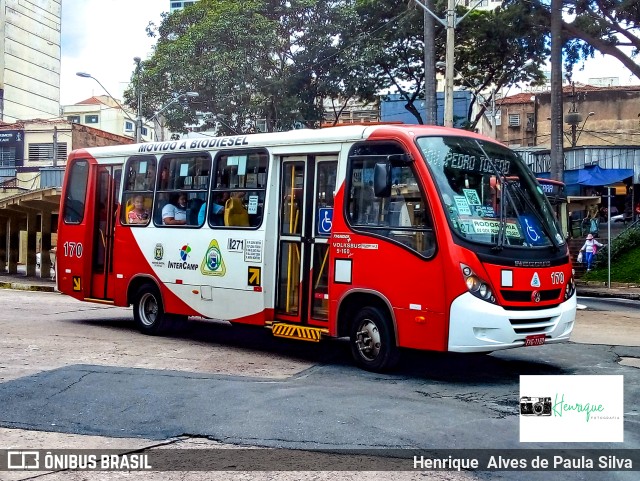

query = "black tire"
349;306;400;372
133;284;170;335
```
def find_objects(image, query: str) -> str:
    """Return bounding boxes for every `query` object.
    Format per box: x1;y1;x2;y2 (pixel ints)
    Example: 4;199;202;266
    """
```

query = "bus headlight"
460;263;496;304
564;276;576;300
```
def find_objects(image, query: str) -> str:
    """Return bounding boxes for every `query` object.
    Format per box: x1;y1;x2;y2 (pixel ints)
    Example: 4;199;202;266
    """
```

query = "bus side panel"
56;154;99;301
112;223;271;325
111;224;205;317
329;185;450;352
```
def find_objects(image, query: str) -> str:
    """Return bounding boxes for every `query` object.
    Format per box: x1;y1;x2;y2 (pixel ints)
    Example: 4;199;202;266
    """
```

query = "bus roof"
71;124;503;159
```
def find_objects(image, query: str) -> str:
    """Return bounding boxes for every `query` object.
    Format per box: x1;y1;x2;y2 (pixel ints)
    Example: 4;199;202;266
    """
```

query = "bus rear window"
63;160;89;224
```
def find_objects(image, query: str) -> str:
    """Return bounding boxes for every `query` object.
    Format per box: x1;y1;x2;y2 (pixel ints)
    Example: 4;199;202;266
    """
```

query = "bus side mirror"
374;162;391;198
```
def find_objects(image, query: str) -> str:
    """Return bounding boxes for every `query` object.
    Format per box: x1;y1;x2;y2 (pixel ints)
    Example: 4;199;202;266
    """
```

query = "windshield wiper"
473;141;507;251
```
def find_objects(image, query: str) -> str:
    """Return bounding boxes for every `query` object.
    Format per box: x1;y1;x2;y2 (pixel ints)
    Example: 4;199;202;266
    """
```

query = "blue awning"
536;167;632;187
577;165;633;186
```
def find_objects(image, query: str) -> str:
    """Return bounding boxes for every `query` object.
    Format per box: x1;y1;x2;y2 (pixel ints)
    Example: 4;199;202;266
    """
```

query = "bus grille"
509;317;555;335
500;289;561;302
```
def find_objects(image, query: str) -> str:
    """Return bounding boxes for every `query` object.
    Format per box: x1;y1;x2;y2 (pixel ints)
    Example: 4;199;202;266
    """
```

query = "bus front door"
276;157;337;327
89;165;121;300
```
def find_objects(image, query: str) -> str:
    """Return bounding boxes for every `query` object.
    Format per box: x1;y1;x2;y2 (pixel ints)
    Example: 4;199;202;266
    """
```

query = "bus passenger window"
154;153;211;227
210;150;269;228
121;156;156;227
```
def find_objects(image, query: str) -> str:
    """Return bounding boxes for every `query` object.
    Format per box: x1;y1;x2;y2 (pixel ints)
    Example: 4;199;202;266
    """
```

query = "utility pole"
444;0;455;128
52;126;58;168
134;57;143;143
413;0;483;128
490;90;497;139
550;0;564;182
423;1;437;125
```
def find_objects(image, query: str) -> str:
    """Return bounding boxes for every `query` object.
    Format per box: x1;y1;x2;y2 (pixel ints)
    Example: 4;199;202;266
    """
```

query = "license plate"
524;334;546;347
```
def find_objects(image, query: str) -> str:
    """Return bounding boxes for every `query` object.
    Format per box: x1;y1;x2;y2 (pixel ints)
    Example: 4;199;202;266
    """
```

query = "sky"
60;0;163;106
59;1;638;107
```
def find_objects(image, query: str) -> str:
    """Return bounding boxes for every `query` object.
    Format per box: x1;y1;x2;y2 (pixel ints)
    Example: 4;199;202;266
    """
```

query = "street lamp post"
149;92;199;141
76;71;138;140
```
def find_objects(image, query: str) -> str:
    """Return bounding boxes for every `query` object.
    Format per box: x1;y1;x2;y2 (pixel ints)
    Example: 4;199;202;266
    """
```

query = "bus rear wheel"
133;284;170;335
349;306;400;372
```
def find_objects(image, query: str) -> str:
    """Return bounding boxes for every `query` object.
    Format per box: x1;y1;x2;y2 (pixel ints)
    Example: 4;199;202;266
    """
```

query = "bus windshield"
417;136;564;248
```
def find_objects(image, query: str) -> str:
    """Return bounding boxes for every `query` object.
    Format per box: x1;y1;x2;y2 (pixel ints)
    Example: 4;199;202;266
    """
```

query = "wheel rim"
139;292;159;327
355;319;381;362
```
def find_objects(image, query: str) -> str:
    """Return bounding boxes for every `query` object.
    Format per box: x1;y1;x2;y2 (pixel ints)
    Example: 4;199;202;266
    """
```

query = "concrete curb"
576;288;640;301
0;282;56;293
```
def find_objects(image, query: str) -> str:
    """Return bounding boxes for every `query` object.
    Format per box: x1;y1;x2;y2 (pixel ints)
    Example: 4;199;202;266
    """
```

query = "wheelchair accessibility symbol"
318;208;333;235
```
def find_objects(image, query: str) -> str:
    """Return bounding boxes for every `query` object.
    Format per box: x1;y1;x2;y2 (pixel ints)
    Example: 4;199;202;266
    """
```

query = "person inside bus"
162;193;188;225
127;194;150;225
198;200;225;226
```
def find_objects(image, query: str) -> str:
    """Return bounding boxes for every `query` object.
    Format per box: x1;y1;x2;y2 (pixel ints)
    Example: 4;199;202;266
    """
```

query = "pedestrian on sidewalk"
580;234;604;272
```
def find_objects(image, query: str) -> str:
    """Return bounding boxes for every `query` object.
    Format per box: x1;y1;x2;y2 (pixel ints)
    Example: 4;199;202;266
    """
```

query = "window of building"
209;150;269;228
346;143;435;257
124;121;134;132
67;115;80;123
85;115;99;124
141;127;148;136
508;113;520;127
171;2;182;7
154;153;211;227
28;143;68;162
0;147;16;166
526;112;535;131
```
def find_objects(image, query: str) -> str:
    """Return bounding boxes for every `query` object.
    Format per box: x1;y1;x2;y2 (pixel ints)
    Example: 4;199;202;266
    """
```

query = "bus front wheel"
349;306;400;372
133;284;170;335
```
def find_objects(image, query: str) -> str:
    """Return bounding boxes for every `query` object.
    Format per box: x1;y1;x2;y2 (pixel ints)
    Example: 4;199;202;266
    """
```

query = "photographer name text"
413;455;633;471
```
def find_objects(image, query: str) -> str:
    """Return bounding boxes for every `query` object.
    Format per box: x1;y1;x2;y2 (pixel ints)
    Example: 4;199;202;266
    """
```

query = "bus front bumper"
447;292;576;353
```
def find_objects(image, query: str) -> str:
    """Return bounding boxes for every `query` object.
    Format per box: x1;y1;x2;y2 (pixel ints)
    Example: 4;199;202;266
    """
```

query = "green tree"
339;1;548;128
126;0;359;135
503;0;640;80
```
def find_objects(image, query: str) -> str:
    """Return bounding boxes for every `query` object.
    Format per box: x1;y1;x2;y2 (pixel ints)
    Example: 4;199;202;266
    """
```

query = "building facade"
495;93;536;148
169;0;199;13
62;96;155;143
496;84;640;149
0;118;133;197
535;85;640;148
0;0;61;122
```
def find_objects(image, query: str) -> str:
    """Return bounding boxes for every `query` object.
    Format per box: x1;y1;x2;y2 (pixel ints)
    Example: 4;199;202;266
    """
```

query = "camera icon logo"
520;396;552;416
7;451;40;470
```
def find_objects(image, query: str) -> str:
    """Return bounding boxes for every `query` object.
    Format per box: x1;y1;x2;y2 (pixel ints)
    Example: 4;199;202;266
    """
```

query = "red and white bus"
56;124;576;371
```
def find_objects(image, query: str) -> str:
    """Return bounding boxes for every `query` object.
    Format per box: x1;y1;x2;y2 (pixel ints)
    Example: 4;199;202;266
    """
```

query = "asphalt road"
0;290;639;480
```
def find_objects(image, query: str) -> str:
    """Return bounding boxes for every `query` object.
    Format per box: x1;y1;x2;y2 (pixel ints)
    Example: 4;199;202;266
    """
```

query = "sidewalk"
575;280;640;301
1;268;639;300
0;267;57;292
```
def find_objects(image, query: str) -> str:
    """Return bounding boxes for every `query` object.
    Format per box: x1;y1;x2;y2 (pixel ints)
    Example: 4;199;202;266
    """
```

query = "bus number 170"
550;271;564;285
63;241;84;258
